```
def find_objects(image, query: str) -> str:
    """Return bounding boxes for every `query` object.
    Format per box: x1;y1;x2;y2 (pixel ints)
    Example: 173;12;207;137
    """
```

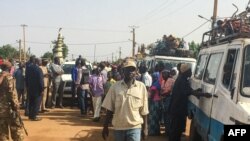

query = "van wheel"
220;136;224;141
189;119;202;141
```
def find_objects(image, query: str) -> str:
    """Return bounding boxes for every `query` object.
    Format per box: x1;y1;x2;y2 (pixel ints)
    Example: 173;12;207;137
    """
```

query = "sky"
0;0;249;62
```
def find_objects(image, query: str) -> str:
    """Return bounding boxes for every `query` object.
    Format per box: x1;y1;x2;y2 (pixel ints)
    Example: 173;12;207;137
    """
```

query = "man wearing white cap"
102;59;149;141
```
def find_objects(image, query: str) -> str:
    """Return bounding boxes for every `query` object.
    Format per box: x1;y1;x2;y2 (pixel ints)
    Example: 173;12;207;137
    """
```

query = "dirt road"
21;107;190;141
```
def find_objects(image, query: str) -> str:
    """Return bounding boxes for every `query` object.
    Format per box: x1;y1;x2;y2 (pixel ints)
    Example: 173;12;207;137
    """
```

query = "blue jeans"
114;128;141;141
77;88;86;114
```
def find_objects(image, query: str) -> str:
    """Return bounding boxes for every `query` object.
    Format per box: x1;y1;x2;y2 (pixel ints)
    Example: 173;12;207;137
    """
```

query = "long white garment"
142;72;152;87
92;96;102;118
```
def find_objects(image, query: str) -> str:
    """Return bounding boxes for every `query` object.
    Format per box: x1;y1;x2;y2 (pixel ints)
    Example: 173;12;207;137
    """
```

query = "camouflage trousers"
0;118;24;141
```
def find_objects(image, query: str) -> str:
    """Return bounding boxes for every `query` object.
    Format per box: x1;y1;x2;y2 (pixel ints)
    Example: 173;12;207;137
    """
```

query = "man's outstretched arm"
102;110;113;140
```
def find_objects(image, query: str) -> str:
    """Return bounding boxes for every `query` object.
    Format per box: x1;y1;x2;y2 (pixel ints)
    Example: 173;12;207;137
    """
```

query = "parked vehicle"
141;55;196;74
61;61;92;97
188;5;250;141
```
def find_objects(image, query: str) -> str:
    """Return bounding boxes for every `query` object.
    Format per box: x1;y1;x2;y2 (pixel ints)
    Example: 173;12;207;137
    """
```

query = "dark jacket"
26;64;44;95
168;73;192;118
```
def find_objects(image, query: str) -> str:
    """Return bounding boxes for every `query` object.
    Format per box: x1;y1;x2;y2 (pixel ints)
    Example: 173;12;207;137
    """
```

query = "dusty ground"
21;107;190;141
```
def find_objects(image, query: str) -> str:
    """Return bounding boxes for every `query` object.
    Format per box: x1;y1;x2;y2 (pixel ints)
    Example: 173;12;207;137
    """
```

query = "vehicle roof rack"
201;8;250;48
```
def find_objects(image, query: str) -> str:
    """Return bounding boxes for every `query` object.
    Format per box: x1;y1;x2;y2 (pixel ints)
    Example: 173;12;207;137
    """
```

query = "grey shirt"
50;63;64;82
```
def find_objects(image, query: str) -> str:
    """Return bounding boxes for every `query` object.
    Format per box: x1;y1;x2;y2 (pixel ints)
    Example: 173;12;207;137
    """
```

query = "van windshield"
63;64;75;74
156;59;195;72
62;63;92;74
242;45;250;96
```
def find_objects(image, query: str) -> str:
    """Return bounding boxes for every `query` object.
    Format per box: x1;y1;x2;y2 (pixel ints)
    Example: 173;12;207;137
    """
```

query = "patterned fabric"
148;99;161;136
0;74;19;117
0;118;24;141
0;73;23;141
89;74;105;97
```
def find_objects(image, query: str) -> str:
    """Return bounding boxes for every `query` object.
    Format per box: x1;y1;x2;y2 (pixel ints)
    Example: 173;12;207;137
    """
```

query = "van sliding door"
198;53;223;139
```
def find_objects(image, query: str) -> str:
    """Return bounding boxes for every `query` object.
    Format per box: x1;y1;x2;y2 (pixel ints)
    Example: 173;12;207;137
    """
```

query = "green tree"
52;39;69;59
0;44;18;59
189;41;200;58
42;51;53;60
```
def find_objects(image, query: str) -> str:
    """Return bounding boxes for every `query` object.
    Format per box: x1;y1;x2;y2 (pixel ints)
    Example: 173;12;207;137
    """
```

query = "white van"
143;55;196;73
188;36;250;140
61;61;92;96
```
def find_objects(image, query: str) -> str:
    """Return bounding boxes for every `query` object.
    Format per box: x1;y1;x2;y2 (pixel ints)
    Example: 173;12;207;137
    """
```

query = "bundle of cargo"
150;35;194;57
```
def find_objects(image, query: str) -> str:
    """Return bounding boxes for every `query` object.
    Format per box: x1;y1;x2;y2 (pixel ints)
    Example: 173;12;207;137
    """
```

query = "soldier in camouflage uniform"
0;61;24;141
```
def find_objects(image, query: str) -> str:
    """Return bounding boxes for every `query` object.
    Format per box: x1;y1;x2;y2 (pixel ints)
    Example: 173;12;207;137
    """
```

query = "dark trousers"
25;89;30;116
71;83;77;106
77;87;86;114
169;116;186;141
71;83;76;98
28;94;42;119
17;89;25;107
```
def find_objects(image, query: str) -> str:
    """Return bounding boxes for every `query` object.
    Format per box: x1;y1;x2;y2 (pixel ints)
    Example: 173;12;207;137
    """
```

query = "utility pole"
119;47;121;60
21;24;27;61
112;52;114;63
129;26;139;57
28;47;30;56
94;44;96;63
18;39;21;62
212;0;218;31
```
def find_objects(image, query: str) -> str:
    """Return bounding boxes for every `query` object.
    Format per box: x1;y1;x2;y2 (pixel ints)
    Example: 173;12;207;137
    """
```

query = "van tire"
189;119;202;141
220;136;224;141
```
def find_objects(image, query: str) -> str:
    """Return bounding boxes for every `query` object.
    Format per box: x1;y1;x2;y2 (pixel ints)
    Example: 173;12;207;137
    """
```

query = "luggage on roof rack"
202;8;250;47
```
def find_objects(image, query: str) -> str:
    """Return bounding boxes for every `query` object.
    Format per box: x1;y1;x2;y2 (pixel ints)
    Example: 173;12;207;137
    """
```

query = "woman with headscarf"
161;70;175;136
148;73;161;136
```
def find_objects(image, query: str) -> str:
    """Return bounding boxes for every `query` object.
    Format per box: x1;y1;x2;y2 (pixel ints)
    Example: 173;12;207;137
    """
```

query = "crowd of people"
101;59;203;141
0;55;204;141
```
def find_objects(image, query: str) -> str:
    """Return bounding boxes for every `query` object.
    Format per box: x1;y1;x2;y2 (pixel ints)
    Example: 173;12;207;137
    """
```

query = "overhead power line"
26;40;130;45
135;0;172;25
85;53;113;58
0;25;19;28
28;25;129;33
182;20;209;38
0;25;129;33
140;0;196;27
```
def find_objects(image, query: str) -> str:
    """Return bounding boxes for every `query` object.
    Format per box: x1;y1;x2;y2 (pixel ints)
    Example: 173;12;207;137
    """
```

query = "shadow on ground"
42;109;105;127
70;129;114;141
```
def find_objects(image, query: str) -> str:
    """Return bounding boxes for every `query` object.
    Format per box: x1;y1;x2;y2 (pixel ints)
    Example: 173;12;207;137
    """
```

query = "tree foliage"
0;44;19;59
42;51;53;60
189;41;200;58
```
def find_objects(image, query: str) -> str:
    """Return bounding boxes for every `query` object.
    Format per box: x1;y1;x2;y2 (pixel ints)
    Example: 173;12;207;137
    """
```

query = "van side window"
204;53;223;84
194;54;208;79
222;49;237;89
242;45;250;96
